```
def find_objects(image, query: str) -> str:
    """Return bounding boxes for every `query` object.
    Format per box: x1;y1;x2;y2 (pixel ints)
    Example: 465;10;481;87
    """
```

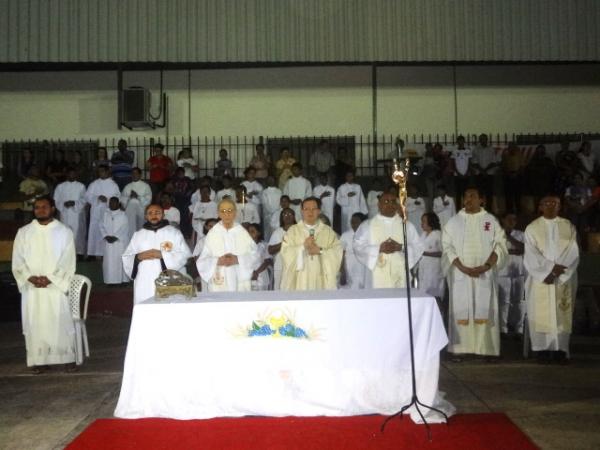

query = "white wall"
0;64;599;142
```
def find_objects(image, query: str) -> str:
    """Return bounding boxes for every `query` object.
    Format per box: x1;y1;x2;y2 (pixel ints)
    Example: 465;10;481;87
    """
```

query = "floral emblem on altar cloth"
233;308;321;340
483;222;491;232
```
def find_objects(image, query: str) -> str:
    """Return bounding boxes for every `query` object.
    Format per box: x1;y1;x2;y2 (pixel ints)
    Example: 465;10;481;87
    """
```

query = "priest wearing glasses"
196;198;259;292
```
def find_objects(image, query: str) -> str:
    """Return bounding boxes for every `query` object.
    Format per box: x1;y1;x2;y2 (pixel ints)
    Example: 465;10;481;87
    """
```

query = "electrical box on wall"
121;87;154;129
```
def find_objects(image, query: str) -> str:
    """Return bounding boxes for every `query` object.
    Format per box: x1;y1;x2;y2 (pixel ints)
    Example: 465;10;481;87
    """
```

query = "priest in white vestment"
122;204;191;304
442;187;508;358
280;197;343;291
100;197;130;285
121;167;152;242
524;196;579;363
354;192;424;289
260;176;282;241
54;168;87;256
196;199;260;292
12;196;77;372
336;170;368;234
340;212;368;289
433;185;456;227
85;165;121;257
283;163;313;221
312;172;335;226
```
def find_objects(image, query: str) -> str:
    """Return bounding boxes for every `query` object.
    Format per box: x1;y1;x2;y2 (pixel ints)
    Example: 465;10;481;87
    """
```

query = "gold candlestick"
391;158;410;223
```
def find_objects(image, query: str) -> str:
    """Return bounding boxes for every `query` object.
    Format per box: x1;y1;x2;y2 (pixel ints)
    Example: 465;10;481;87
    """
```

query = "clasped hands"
217;253;239;267
137;249;162;261
454;259;491;278
543;264;567;284
28;276;51;288
379;238;403;254
304;236;321;256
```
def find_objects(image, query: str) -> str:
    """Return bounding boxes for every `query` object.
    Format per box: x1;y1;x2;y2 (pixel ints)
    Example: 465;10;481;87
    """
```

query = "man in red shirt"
146;143;173;200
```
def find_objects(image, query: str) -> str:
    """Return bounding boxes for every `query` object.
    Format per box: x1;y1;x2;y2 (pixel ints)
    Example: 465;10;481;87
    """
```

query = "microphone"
309;228;315;260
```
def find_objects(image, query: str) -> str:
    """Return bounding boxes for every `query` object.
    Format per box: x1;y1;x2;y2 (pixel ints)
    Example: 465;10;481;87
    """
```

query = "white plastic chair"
68;274;92;365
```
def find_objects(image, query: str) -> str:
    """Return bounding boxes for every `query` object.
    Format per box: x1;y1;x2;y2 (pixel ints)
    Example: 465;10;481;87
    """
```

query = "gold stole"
530;219;573;333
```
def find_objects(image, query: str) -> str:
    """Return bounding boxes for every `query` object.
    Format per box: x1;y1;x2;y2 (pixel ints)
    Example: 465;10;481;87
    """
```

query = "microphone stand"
380;158;449;441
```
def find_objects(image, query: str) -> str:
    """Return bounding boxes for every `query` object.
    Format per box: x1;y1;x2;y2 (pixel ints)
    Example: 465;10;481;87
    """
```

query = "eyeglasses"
282;212;295;216
302;208;320;212
219;209;235;214
381;199;398;205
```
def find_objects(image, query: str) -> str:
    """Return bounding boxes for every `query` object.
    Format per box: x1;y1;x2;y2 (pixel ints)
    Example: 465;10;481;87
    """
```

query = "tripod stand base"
381;396;450;441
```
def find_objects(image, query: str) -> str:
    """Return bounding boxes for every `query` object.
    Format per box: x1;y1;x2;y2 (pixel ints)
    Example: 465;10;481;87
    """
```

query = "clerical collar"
377;214;397;222
143;220;169;232
542;216;558;222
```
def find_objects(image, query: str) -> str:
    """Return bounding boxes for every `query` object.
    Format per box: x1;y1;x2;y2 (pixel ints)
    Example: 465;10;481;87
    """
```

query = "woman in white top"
267;207;297;290
418;212;444;300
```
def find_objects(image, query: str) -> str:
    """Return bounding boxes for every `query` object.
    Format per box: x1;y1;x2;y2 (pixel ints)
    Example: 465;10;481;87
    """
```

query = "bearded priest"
122;204;191;304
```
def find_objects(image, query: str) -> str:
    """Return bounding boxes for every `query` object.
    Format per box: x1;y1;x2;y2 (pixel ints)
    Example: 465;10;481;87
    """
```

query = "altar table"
114;289;454;423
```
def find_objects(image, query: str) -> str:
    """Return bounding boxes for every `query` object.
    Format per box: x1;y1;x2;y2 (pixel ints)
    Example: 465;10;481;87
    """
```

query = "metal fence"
2;132;599;186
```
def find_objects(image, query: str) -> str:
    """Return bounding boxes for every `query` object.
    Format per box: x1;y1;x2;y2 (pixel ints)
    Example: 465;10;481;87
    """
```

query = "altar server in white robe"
497;212;526;335
524;195;579;363
260;176;282;241
354;192;424;289
122;204;191;304
269;195;292;233
280;197;343;291
442;187;508;358
418;212;445;299
215;175;236;203
235;186;261;224
12;196;77;372
160;193;181;227
406;185;427;233
336;170;368;234
85;165;121;257
283;163;312;221
432;185;456;227
366;187;383;218
268;208;297;290
340;212;367;289
241;167;264;215
312;172;335;226
54;168;87;256
191;185;218;236
197;199;260;292
121;167;152;241
190;177;216;207
100;197;130;285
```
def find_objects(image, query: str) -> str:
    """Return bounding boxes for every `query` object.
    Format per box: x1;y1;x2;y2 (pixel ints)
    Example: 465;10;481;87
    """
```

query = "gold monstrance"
391;158;410;223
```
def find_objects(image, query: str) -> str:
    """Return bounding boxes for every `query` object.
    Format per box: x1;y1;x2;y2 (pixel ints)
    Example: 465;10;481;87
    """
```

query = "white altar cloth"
114;289;454;423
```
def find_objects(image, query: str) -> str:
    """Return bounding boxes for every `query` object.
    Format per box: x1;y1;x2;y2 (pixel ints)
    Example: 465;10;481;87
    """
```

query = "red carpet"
66;413;538;450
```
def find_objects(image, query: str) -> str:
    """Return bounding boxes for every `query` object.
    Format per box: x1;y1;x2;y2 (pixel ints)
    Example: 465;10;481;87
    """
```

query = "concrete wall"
0;64;599;142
